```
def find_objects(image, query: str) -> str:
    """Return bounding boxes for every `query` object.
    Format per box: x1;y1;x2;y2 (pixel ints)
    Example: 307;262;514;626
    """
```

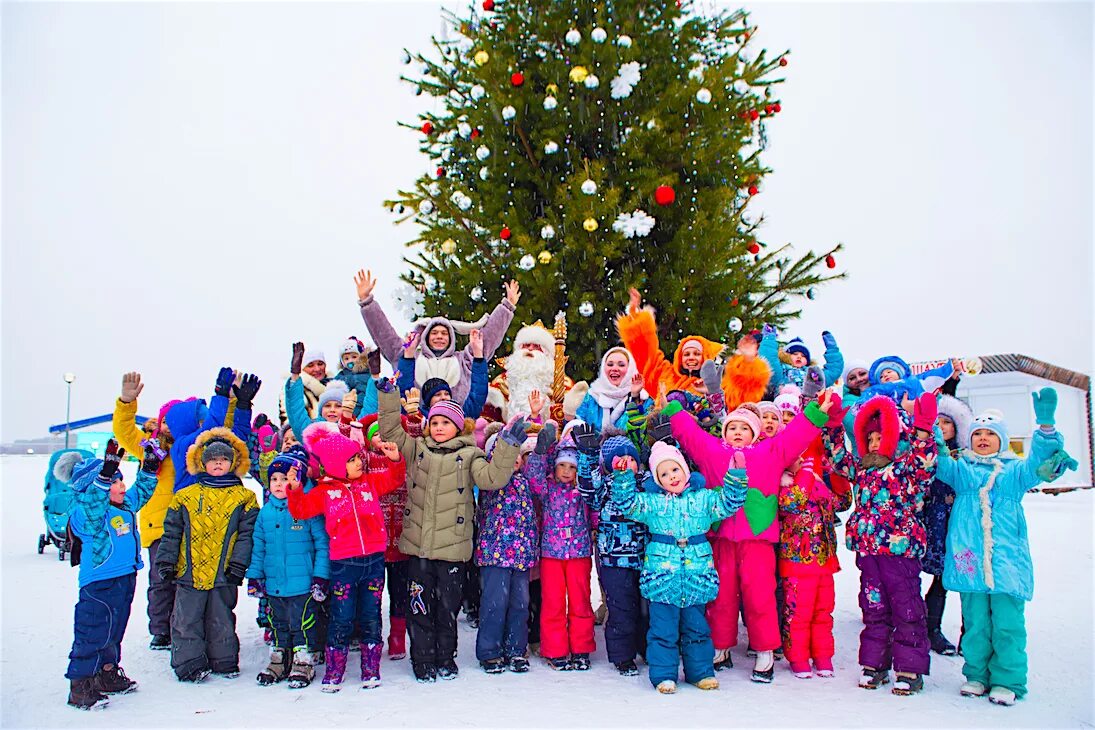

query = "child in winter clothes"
60;439;161;710
611;441;748;693
286;342;379;442
526;427;596;670
287;421;404;691
666;392;834;682
377;378;525;682
332;336;376;407
777;455;852;679
573;428;650;675
474;432;539;673
825;393;938;695
922;394;973;657
938;389;1075;706
397;329;491;420
246;450;330;689
759;325;844;392
156;428;260;682
861;355;956;403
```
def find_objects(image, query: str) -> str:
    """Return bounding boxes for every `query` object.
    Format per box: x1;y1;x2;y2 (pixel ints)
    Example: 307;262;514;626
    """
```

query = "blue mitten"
821;330;838;350
1031;387;1057;426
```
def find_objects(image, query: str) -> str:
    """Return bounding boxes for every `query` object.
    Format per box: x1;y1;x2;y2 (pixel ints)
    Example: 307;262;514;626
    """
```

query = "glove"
140;439;163;473
534;423;557;455
224;565;246;587
500;417;529;447
824;393;848;428
247;578;265;598
821;330;838;350
647;413;673;444
290;342;305;376
660;401;685;419
233;373;262;411
665;390;690;410
99;439;125;482
254;413;270;430
572;422;600;456
157;564;176;583
376;377;396;394
310;577;329;602
215;367;235;397
802;366;826;400
761;323;778;339
367;348;382;377
1032;387;1057;426
913;393;939;432
700;360;724;396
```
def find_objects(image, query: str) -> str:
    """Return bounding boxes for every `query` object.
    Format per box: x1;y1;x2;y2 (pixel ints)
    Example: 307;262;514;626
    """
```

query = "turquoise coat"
937;428;1063;602
246;495;330;597
611;469;745;608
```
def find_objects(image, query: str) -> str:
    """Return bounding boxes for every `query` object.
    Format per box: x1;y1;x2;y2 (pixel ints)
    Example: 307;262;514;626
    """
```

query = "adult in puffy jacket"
937;389;1074;705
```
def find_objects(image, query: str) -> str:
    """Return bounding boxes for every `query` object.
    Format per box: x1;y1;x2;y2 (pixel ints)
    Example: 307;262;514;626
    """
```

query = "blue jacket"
575;393;654;434
332;368;377;419
168;394;251;491
611;469;745;608
761;334;844;390
70;470;158;588
861;362;955;403
285;376;378;442
938;428;1063;601
576;452;648;570
397;356;489;420
245;495;330;597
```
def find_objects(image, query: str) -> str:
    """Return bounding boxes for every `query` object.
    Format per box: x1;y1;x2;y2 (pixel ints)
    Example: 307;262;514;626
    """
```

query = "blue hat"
269;446;308;478
969;409;1009;454
600;435;639;472
316;381;349;413
785;337;811;362
71;458;107;491
869;355;911;385
421;378;453;409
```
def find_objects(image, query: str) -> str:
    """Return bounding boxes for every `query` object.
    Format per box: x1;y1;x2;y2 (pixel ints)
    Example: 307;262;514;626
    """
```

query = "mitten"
500;417;529;447
255;423;278;453
233;374;262;411
140;439;163;473
802;366;826;400
157;564;176;583
665;390;690;409
224;565;246;587
660;401;685;419
99;439;125;482
1031;387;1057;426
1036;449;1079;483
376;377;396;394
913;393;939;433
700;360;724;396
534;423;557;455
310;577;329;602
247;579;265;598
290;343;305;376
215;367;235;397
821;330;838;349
367;348;382;377
825;393;848;428
646;413;673;444
761;323;778;339
572;423;599;455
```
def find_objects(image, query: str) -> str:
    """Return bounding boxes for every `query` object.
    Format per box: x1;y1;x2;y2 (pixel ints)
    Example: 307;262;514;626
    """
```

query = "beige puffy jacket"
378;387;518;563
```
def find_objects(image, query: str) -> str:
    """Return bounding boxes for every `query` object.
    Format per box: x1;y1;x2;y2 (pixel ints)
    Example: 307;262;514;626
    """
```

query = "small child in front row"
247;450;330;689
610;441;747;694
937;388;1076;706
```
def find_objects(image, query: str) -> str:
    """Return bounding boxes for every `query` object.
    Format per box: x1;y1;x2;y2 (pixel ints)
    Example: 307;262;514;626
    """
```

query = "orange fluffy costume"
616;306;770;407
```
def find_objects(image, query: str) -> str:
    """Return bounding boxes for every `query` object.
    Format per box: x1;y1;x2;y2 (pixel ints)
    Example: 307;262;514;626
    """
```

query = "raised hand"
402;330;421;355
500;416;529;446
572;422;599;455
100;439;125;482
802;366;826;400
505;280;521;307
355;269;377;302
233;374;262;411
901;393;916;416
214;367;235;397
700;360;724;396
630;372;645;397
290;342;305;377
140;438;163;473
120;372;144;403
628;287;642;313
1032;387;1058;427
286;466;301;491
647;413;673;444
367;348;382;376
534;422;557;455
342;389;358;418
528;389;545;418
380;441;401;461
469;329;484;359
913;393;939;433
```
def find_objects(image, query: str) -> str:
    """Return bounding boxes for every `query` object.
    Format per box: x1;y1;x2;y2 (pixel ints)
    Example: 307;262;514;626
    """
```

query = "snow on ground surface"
2;455;1092;729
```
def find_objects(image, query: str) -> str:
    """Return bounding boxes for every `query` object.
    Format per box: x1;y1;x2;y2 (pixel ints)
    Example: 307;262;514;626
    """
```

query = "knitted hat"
869;355;911;386
774;384;802;416
648;441;691;486
721;407;761;444
554;436;579;467
842;359;870;383
969;409;1009;454
785;337;811;362
302;422;361;480
303;349;327;368
340;337;365;357
600;434;639;472
201;438;236;466
316;381;350;414
366;422;380;442
427;399;465;430
421;378;453;408
268;449;308;478
755;401;784;433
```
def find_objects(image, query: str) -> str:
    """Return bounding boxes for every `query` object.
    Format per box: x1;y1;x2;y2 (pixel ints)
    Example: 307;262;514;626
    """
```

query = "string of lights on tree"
384;0;844;374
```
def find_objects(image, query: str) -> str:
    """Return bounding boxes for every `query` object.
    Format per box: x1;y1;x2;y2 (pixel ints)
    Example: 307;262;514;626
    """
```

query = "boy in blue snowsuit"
60;438;161;710
759;325;844;391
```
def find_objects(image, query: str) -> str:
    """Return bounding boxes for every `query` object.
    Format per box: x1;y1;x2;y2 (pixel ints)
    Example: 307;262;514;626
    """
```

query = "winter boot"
713;648;734;671
257;648;289;686
436;658;459;680
570;653;591;671
693;676;719;690
480;658;506;674
387;617;407;660
751;650;775;683
615;660;639;676
988;686;1016;706
321;646;348;693
287;649;315;689
892;673;924;696
859;667;890;689
360;643;382;689
149;634;170;651
929;628;957;656
92;665;138;694
789;661;813;679
178;666;211;683
961;680;987;697
547;656;572;671
507;656;530;673
413;662;437;683
67;678;109;710
814;658;835;679
656;679;677;694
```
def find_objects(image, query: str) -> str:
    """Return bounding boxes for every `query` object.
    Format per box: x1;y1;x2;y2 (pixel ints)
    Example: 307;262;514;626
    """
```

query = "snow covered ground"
2;454;1092;729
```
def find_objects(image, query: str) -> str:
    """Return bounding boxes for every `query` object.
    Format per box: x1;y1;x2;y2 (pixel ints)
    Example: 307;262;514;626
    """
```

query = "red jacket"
288;459;406;561
358;413;422;562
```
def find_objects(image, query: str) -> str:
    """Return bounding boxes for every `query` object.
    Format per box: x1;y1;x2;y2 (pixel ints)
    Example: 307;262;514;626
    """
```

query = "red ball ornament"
748;185;759;196
731;298;739;307
511;72;525;87
654;185;676;206
773;103;782;113
421;121;434;135
436;167;446;178
482;0;494;10
779;57;788;67
747;241;761;255
825;254;836;269
749;109;760;121
500;226;512;240
471;128;481;139
765;105;774;114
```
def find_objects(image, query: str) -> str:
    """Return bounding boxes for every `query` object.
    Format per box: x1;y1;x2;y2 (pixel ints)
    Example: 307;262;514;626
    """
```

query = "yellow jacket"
113;398;175;548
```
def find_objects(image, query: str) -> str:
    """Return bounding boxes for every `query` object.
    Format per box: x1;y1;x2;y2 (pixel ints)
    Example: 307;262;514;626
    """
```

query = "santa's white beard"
505;349;555;419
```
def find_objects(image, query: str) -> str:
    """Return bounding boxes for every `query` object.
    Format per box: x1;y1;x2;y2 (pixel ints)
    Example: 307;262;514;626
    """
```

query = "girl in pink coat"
664;391;833;682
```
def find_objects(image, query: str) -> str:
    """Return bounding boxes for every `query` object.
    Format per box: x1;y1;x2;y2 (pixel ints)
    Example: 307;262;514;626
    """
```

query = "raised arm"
356;270;407;366
472;437;521;491
820;331;844;388
616;293;675;391
463;340;489;421
113;372;147;456
475;284;519;363
285;377;315;442
761;401;828;470
758;324;785;388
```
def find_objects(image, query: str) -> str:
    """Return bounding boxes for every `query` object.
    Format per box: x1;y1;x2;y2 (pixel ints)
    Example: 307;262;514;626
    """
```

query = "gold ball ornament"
569;66;589;84
546;83;559;94
537;250;553;265
441;239;456;255
474;50;490;66
583;217;599;232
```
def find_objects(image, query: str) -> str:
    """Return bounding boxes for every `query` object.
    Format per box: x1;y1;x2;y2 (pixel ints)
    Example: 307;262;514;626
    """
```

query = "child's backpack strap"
66;523;83;567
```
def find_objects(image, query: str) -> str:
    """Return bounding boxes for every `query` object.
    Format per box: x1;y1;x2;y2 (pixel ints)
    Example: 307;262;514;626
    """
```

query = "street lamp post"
63;373;76;448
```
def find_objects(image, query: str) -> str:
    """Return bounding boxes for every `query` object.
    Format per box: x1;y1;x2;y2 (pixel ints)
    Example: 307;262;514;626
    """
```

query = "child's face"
879;368;900;383
341;352;359;369
345;454;364;480
723;421;754;448
514;452;529;471
761;411;781;437
554;462;577;484
369;433;384;451
321;401;341;422
109;478;126;504
269;472;289;499
429;416;459;443
867;431;882;454
971;428;1001;456
781;410;795;424
680;346;703;370
429;390;452;408
304;360;326;380
427;325;451;352
937;415;956;442
655;461;688;494
205;456;232;477
789;352;808;368
281;431;298;450
604;352;629;386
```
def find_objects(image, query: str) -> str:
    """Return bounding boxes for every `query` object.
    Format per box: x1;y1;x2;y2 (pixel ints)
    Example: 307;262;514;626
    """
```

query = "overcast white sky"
3;1;1092;440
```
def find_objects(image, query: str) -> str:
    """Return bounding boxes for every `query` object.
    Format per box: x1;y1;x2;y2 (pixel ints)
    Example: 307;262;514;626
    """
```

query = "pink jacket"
670;407;826;543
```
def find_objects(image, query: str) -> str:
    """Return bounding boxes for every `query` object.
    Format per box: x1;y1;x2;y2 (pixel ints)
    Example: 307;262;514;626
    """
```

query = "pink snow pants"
707;539;781;652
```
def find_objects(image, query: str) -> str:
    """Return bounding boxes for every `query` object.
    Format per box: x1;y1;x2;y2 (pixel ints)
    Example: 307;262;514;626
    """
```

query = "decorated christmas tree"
385;0;844;375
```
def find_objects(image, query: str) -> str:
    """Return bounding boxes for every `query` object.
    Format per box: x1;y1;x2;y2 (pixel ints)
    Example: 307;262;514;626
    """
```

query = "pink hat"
648;441;691;486
427;400;465;430
774;384;802;416
721;407;761;444
755;402;784;434
302;422;362;480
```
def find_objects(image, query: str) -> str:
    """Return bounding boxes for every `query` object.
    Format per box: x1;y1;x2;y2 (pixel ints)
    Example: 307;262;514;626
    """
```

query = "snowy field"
2;454;1092;729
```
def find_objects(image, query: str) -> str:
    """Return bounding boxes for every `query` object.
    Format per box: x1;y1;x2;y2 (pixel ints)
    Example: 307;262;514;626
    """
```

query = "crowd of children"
61;276;1078;710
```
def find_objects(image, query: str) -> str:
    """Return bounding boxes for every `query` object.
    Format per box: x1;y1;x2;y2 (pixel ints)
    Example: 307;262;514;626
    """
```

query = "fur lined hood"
185;427;251;477
936;395;974;450
853;396;903;463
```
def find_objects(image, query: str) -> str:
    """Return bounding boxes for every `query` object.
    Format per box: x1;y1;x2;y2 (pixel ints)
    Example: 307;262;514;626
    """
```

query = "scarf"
586;347;649;429
197;473;244;488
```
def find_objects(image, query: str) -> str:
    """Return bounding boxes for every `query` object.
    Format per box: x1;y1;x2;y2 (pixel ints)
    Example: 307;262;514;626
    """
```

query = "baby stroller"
38;448;93;561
